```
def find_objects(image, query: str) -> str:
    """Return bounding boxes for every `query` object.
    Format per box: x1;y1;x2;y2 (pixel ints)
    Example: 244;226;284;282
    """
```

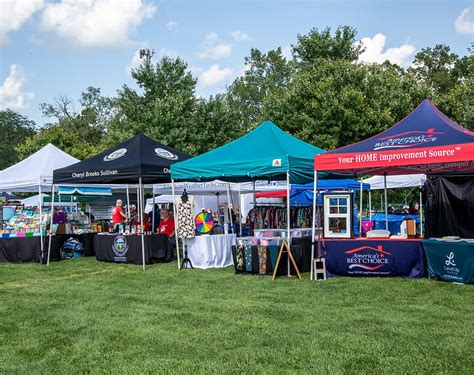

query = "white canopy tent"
0;144;79;260
0;144;79;192
362;174;426;190
362;173;426;237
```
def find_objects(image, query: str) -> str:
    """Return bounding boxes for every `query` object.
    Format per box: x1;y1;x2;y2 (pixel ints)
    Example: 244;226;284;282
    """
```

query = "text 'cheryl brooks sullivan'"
71;170;119;179
338;149;457;164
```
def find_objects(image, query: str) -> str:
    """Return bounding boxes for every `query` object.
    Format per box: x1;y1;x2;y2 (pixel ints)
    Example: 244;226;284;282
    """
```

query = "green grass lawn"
1;258;473;374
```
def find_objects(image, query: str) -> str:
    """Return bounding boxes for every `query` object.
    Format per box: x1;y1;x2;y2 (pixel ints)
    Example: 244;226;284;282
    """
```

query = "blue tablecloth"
423;239;474;284
323;239;424;278
363;214;420;235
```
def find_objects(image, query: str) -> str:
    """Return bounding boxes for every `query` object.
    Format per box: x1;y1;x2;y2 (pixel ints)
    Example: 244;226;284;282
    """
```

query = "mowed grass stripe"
0;258;473;373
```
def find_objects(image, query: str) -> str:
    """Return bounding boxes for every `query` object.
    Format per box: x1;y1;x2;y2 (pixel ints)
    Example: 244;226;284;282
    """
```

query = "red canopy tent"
314;99;474;175
310;99;474;279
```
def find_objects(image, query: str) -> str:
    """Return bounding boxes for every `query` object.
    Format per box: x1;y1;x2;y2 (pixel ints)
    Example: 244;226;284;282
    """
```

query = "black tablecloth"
0;236;66;263
73;233;96;256
94;234;171;265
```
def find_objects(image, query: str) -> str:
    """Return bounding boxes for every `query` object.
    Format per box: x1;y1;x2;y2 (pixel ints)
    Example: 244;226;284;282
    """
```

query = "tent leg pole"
311;171;318;281
359;180;363;237
369;190;372;221
384;173;388;231
226;183;234;234
171;179;180;269
152;190;156;233
286;172;291;278
419;184;424;238
39;180;44;260
47;184;55;265
252;180;256;236
139;178;145;271
126;185;131;219
238;184;242;237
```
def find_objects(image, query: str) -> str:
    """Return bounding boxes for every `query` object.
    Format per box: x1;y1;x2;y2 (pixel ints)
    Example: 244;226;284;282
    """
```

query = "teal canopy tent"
171;121;325;184
171;121;326;277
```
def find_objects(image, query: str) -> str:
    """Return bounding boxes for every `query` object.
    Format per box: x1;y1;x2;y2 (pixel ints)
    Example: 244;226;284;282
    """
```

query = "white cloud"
281;45;292;60
198;32;232;59
0;0;44;45
166;20;177;30
158;48;178;59
126;47;179;73
358;33;416;67
199;64;233;88
39;0;156;48
455;8;474;35
0;65;34;110
127;49;144;72
231;30;252;42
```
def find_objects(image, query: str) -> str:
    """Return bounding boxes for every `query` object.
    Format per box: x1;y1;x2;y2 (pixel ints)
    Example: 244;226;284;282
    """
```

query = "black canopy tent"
53;134;191;184
47;134;191;269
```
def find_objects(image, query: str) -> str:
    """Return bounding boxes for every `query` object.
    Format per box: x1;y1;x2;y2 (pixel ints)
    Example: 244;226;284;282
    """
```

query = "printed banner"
323;239;424;278
423;239;474;284
314;143;474;174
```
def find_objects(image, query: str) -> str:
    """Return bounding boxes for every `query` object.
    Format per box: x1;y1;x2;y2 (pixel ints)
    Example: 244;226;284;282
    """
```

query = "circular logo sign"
104;148;127;162
112;235;129;257
155;148;178;160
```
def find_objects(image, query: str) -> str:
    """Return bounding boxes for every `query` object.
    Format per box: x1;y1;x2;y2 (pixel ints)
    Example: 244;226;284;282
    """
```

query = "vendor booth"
51;134;191;269
312;99;474;281
0;144;79;262
171;120;327;276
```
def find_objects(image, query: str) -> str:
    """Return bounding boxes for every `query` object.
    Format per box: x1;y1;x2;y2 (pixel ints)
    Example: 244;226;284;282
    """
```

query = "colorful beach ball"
195;212;214;234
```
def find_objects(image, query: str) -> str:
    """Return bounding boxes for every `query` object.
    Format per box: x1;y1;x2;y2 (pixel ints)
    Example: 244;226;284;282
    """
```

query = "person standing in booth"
158;208;176;256
158;209;175;238
112;199;127;232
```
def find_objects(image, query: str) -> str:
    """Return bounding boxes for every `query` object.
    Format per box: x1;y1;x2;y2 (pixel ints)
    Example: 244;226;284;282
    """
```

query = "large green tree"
109;56;199;153
226;47;292;131
292;26;364;68
264;61;428;150
0;110;36;169
408;44;474;129
17;87;114;160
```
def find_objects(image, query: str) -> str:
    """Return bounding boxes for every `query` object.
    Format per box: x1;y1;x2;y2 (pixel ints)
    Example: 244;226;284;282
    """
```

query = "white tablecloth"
185;234;236;269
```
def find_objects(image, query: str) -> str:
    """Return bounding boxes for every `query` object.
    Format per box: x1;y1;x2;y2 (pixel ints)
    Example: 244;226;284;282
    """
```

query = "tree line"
1;26;472;169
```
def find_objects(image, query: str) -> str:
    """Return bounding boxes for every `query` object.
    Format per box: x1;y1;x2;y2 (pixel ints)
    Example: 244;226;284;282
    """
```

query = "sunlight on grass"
1;258;473;373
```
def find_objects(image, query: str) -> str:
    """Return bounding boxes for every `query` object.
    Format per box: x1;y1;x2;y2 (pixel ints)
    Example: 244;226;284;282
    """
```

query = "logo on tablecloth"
113;235;129;261
345;245;391;273
445;252;456;266
373;129;444;150
104;148;127;161
443;251;461;280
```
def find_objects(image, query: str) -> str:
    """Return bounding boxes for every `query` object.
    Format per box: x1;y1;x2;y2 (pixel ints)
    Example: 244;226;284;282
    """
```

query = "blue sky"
1;0;473;127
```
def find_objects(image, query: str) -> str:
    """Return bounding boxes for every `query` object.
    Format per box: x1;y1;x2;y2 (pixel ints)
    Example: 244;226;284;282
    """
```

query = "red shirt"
112;206;124;224
158;218;175;237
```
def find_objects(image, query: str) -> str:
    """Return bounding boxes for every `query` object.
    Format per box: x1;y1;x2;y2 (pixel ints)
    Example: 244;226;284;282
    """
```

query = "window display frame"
322;192;353;239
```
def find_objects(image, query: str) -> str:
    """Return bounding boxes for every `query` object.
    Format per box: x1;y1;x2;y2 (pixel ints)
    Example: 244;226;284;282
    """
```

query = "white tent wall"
153;180;287;196
145;193;239;217
20;194;77;209
362;174;426;190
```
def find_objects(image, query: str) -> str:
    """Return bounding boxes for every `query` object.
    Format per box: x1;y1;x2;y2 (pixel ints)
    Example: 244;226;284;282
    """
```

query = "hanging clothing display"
175;197;195;239
246;206;313;233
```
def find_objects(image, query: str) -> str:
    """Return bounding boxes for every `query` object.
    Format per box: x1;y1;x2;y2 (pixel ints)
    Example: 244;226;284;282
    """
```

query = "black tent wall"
425;175;474;238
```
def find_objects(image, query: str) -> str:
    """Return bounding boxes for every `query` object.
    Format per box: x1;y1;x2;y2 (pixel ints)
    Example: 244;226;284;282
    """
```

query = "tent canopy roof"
53;134;191;184
0;144;79;192
314;100;474;175
362;174;426;190
171;120;325;183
